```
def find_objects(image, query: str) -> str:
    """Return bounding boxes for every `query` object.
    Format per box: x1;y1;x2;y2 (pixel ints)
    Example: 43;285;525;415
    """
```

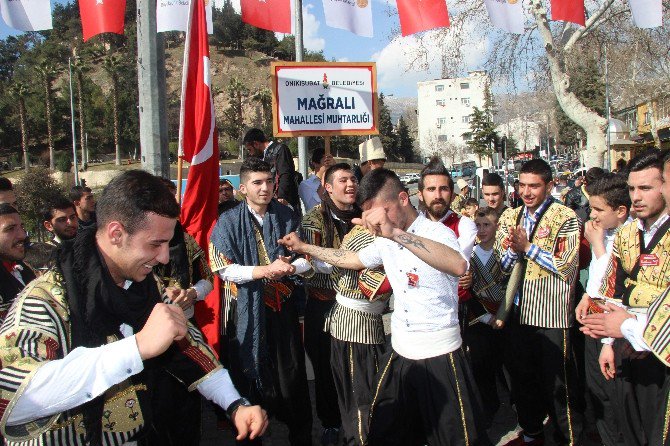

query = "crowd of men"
0;128;669;446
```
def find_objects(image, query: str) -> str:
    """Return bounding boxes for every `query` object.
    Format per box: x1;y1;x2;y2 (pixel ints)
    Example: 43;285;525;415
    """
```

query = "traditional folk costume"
496;198;583;444
363;213;487;446
153;221;214;446
209;200;313;446
450;193;466;215
582;225;627;446
0;229;239;446
0;259;35;322
324;225;391;446
301;199;361;433
465;244;509;424
598;214;670;446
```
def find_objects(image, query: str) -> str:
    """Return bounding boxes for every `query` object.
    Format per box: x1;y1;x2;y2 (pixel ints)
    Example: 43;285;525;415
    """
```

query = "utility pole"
68;58;79;186
294;0;308;179
604;45;612;171
137;0;170;178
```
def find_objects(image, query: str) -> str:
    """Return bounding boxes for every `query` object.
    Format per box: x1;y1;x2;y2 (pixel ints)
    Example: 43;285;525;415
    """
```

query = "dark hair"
324;162;353;185
41;197;75;222
357;168;404;206
475;207;499;220
240;157;272;183
616;158;627;172
0;203;18;216
482;172;504;189
628;149;663;174
419;157;454;192
219;178;233;187
242;128;268;145
69;185;93;202
25;242;55;272
463;198;479;209
586;172;631;211
584;167;605;185
520;159;552;183
158;177;177;194
96;170;180;235
0;177;12;192
311;148;326;165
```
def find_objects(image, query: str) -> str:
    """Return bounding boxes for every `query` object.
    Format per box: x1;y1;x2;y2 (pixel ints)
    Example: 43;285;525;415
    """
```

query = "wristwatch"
226;397;252;419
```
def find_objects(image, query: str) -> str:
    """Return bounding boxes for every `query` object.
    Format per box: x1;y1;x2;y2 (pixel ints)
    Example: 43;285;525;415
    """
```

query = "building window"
437;118;446;127
436;99;446;106
460;82;470;89
461;98;470;106
645;111;652;125
435;85;444;92
462;115;471;123
463;132;473;141
438;135;448;142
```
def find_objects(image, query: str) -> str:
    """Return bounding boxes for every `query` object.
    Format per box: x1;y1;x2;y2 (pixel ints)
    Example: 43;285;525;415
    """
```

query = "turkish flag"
396;0;449;36
241;0;291;33
179;0;221;354
79;0;126;41
551;0;585;26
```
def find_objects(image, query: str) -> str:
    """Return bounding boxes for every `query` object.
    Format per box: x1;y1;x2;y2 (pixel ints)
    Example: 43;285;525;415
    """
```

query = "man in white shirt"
210;157;314;445
0;170;267;445
279;168;489;446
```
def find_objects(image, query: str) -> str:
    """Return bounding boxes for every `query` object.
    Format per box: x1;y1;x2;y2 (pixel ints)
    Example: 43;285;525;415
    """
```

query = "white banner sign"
0;0;52;31
628;0;662;28
157;0;213;34
271;62;378;136
484;0;523;34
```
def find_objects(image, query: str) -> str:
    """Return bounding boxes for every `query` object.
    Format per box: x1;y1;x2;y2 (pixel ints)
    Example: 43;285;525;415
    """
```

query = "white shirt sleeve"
196;368;241;410
7;336;144;425
620;314;651;352
219;264;256;284
457;216;478;261
358;239;383;268
586;252;611;299
291;257;312;275
192;279;213;301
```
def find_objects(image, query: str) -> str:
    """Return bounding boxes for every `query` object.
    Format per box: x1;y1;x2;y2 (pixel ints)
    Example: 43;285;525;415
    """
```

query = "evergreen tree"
378;93;397;160
396;116;415;162
222;77;248;141
466;107;497;165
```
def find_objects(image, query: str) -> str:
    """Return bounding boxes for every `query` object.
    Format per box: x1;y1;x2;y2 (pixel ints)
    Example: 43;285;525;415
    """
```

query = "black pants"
227;298;313;446
464;321;507;425
584;336;623;446
303;298;341;429
330;338;386;446
613;340;670;446
506;317;584;444
367;348;490;446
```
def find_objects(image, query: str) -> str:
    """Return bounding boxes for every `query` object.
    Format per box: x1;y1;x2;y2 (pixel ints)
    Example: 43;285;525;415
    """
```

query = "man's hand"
458;270;472;289
263;258;296;280
135;303;188;360
232;405;269;440
584;220;605;245
508;225;531;254
580;303;635;339
575;293;591;323
277;198;289;206
278;232;307;254
352;207;396;239
165;286;197;311
490;319;505;329
599;344;616;380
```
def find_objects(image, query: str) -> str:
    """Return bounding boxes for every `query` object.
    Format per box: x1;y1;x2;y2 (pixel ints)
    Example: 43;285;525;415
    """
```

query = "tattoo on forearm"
395;233;429;252
306;246;350;264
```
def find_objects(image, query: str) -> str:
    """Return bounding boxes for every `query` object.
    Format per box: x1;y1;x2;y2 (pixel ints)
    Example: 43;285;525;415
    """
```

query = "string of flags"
0;0;663;42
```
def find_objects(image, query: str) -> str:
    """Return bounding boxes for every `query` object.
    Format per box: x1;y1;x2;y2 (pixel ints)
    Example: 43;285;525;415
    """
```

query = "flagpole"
68;58;80;186
176;157;183;204
294;0;308;179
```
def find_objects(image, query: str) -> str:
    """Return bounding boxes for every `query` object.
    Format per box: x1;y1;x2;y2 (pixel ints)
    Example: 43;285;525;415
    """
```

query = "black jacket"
263;142;299;210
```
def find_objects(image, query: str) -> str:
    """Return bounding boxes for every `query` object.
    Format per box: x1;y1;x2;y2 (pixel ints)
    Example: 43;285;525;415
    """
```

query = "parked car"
407;173;420;184
400;174;412;185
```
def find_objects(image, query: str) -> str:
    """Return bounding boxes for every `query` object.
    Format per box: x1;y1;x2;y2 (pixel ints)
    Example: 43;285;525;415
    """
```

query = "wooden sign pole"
324;136;331;156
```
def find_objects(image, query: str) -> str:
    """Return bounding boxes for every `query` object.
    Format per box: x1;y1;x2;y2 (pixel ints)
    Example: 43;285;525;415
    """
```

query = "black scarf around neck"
319;194;362;248
56;227;161;445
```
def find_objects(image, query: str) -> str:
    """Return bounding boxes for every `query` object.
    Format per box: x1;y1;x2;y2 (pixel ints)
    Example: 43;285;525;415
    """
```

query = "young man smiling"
0;204;35;322
496;159;583;446
0;170;267;446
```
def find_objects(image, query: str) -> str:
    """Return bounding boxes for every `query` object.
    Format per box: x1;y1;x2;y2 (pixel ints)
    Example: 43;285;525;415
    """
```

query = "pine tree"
396;116;415;162
378;93;397;160
222;77;248;141
466;107;497;165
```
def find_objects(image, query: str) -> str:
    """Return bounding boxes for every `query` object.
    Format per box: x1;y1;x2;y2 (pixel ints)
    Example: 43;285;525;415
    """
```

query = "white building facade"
417;71;490;164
